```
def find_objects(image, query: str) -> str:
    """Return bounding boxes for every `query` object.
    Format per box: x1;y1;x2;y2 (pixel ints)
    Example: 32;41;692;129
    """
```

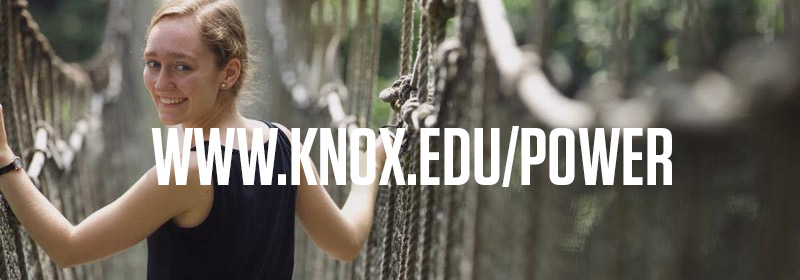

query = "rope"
1;2;27;278
379;185;396;279
375;3;456;277
426;0;454;101
365;0;381;129
0;0;128;277
274;0;800;278
347;0;366;125
400;0;415;75
410;7;429;93
379;74;413;112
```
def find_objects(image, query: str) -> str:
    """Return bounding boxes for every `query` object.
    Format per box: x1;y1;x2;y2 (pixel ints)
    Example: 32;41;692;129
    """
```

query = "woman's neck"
181;99;246;146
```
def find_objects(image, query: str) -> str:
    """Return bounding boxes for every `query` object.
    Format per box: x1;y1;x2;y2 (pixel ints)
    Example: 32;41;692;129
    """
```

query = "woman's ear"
221;58;241;91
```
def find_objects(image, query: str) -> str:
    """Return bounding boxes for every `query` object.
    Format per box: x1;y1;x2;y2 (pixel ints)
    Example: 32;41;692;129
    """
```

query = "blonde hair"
146;0;250;96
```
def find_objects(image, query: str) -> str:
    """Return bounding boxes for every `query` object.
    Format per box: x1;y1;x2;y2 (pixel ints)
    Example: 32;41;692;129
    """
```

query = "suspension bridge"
1;0;799;279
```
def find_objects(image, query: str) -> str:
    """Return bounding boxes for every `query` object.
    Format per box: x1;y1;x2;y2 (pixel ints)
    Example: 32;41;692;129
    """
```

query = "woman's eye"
176;64;191;71
146;61;161;69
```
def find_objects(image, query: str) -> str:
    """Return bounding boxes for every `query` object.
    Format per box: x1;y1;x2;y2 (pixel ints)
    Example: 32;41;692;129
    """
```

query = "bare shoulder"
155;152;214;226
138;151;211;216
241;118;273;144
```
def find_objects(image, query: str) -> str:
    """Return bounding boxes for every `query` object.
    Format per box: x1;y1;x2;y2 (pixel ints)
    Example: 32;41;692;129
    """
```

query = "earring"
221;83;227;89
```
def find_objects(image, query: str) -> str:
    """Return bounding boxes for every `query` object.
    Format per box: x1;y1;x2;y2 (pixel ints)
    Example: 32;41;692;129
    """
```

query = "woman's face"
143;16;225;126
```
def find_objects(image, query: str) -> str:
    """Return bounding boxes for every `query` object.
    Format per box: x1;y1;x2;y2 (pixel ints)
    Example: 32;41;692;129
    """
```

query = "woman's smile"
157;96;188;107
143;15;227;126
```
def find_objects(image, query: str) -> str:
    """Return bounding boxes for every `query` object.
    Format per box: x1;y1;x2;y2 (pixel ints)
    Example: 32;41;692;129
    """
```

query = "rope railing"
0;0;794;278
476;0;595;129
365;0;800;133
265;0;378;134
475;0;800;131
0;0;129;278
4;3;125;180
272;0;800;279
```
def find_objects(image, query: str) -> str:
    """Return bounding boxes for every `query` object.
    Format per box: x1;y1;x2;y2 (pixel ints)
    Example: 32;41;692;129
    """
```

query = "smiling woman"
143;15;240;126
0;0;388;279
143;1;246;127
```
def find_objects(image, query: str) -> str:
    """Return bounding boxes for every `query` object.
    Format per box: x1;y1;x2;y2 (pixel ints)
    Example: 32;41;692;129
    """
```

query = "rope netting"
268;0;800;279
0;0;799;278
0;0;129;278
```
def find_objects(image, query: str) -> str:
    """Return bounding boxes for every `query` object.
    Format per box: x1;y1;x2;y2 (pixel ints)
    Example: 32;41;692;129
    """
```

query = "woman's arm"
0;104;205;268
274;123;387;262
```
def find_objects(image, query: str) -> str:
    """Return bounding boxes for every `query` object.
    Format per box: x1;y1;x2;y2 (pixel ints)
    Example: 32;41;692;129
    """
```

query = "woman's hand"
0;103;17;165
0;103;207;268
284;124;393;262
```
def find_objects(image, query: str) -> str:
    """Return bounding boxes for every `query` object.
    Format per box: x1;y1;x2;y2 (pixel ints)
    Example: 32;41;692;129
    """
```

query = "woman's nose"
154;70;174;92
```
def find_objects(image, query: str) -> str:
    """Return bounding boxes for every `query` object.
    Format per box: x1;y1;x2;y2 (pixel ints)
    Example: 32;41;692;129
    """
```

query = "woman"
0;0;387;278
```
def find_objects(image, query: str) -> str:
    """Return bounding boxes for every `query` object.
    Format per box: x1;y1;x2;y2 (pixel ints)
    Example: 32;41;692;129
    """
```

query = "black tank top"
146;122;296;279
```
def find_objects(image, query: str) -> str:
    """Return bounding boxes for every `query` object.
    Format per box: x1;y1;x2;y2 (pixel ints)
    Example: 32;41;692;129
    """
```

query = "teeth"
159;97;187;105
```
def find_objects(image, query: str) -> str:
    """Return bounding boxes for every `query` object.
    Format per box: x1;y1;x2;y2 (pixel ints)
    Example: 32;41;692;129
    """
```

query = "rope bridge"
0;0;798;279
268;0;800;279
0;0;128;278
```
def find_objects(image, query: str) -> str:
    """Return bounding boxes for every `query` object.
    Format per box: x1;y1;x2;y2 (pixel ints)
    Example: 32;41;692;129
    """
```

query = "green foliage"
501;0;784;95
28;0;110;62
32;0;785;122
